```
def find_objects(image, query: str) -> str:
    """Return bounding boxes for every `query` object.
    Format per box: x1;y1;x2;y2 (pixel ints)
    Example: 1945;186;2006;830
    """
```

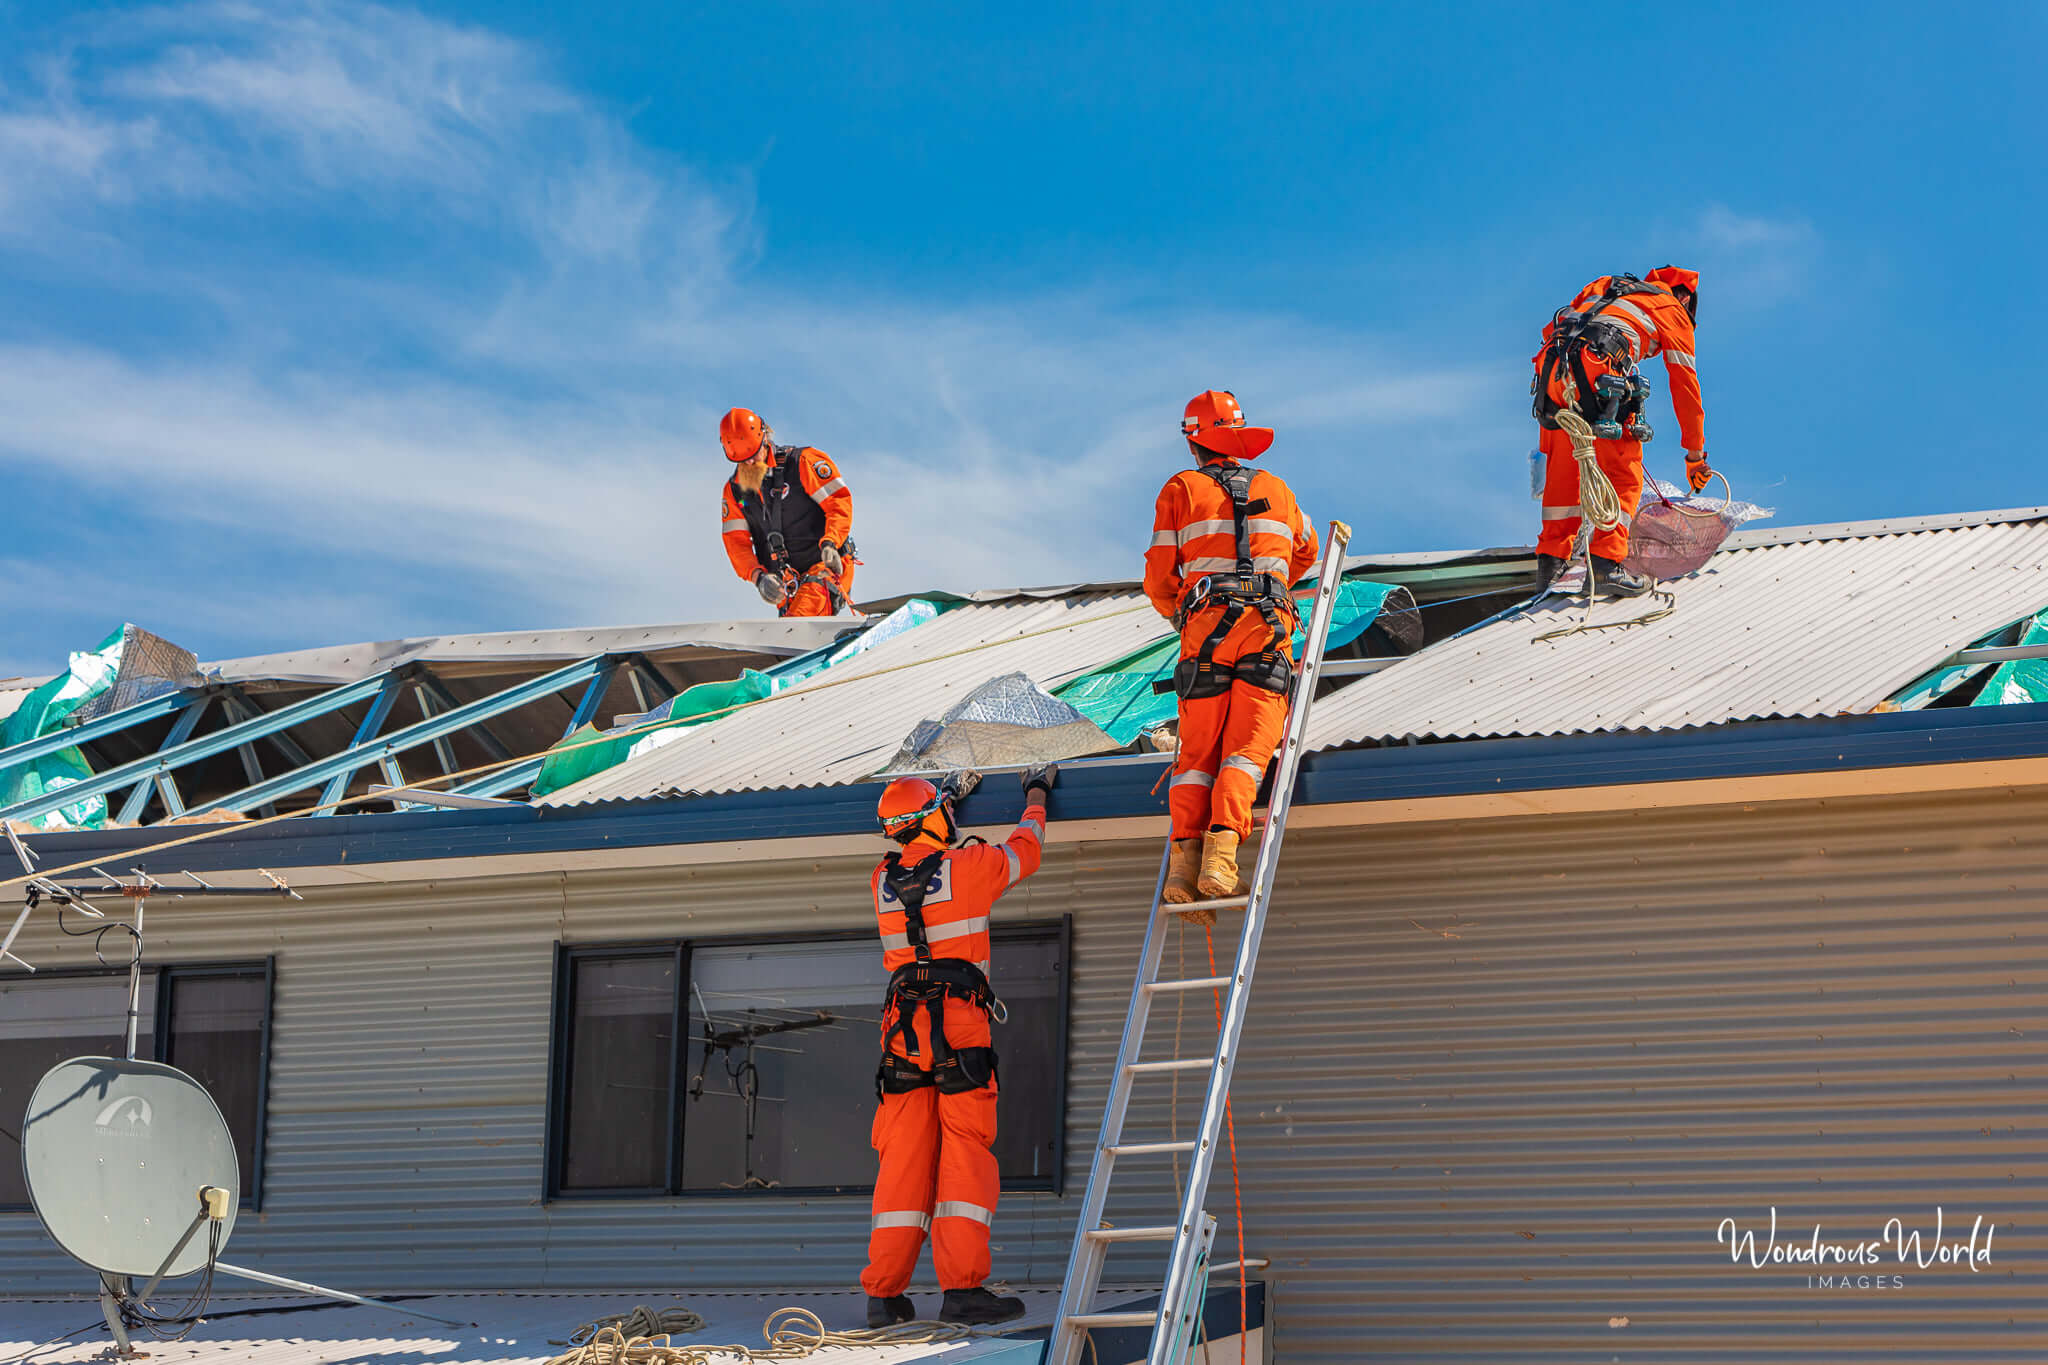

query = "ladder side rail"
1146;519;1353;1363
1047;839;1176;1365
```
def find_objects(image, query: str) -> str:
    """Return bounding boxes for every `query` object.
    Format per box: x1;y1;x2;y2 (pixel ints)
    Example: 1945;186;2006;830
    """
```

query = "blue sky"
0;1;2041;676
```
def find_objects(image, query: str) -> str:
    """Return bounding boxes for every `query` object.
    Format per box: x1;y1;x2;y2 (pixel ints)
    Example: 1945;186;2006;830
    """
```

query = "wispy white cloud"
0;1;1531;668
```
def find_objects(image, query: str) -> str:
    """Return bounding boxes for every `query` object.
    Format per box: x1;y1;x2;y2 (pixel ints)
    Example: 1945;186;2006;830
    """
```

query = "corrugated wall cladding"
1307;515;2048;745
7;788;2047;1361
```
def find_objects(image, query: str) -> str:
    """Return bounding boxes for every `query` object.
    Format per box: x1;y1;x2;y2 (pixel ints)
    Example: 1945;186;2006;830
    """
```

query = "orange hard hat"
1646;266;1699;319
877;777;950;844
1181;389;1274;460
720;407;768;462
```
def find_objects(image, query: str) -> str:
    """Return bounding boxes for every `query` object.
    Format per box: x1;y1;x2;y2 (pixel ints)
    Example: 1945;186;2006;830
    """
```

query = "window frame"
0;957;274;1212
543;918;1072;1203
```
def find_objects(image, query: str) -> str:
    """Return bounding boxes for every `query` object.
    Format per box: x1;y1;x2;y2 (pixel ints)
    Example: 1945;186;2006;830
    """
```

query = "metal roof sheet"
543;592;1170;802
1306;512;2048;747
202;619;856;687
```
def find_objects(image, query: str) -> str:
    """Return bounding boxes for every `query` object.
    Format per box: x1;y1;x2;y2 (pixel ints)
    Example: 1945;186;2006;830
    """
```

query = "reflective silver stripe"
1176;519;1236;543
1187;554;1290;576
1541;504;1581;519
1002;846;1021;884
1667;350;1696;370
1245;517;1292;537
1019;817;1044;840
880;931;912;950
933;1200;994;1226
811;476;847;501
720;518;748;533
925;915;989;943
873;1211;932;1232
1607;299;1655;339
1170;770;1215;789
1221;754;1264;781
1149;528;1178;549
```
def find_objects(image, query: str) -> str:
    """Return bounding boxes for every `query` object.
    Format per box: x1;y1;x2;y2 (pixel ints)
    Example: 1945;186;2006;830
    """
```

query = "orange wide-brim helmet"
877;777;949;843
1182;389;1275;460
721;406;768;462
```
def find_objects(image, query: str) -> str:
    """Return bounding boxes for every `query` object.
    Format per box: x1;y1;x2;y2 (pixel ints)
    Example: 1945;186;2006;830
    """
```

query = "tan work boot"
1163;838;1203;906
1197;828;1244;900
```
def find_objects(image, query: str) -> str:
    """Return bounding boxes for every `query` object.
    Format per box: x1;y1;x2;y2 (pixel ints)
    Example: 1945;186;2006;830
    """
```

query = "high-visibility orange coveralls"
1144;464;1319;841
860;798;1045;1297
719;445;855;616
1534;269;1704;561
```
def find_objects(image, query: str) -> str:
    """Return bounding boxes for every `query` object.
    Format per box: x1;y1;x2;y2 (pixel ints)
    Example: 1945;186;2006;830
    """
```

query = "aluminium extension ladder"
1048;518;1353;1365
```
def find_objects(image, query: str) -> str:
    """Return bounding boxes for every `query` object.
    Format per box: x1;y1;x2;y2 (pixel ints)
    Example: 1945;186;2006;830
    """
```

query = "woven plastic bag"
1622;479;1773;582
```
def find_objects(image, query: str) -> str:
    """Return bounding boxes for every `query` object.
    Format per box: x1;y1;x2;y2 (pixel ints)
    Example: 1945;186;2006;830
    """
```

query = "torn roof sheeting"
1306;507;2048;748
542;591;1170;802
201;619;857;687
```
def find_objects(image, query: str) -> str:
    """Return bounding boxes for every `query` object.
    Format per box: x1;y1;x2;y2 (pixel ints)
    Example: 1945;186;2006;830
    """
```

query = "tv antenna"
4;822;469;1353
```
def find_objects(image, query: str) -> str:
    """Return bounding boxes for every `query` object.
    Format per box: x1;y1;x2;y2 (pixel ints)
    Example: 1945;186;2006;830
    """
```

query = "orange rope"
1202;925;1248;1365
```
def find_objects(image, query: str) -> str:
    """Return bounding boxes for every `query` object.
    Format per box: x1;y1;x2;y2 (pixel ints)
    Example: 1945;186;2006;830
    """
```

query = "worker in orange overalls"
1531;266;1713;597
860;765;1056;1328
717;407;857;616
1144;391;1319;908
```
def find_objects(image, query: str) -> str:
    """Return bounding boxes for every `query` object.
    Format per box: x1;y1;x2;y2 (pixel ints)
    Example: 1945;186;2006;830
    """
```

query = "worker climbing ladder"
1048;519;1353;1365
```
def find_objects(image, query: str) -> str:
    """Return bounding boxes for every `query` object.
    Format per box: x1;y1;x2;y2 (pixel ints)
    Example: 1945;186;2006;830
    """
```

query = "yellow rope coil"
545;1306;980;1365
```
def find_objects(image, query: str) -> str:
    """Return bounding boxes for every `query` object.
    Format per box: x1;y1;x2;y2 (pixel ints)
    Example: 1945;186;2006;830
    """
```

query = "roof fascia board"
19;702;2048;882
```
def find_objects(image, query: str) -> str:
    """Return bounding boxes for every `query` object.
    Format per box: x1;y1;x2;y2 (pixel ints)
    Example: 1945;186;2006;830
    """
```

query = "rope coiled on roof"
545;1306;980;1365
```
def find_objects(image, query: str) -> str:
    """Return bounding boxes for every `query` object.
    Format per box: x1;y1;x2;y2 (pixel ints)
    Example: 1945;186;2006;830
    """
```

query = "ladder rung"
1086;1225;1178;1242
1159;894;1248;917
1066;1312;1158;1328
1209;1257;1271;1274
1104;1139;1197;1157
1143;975;1231;994
1125;1058;1212;1074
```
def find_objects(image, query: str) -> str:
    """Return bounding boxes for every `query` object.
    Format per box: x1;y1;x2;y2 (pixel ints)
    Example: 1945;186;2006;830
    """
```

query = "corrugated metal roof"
1308;512;2048;747
544;593;1169;803
202;619;856;687
0;1291;1064;1363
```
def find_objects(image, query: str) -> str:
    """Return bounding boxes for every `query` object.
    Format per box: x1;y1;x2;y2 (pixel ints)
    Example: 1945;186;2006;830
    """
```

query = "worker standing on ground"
1530;267;1714;597
717;407;857;616
1144;391;1319;908
861;765;1057;1329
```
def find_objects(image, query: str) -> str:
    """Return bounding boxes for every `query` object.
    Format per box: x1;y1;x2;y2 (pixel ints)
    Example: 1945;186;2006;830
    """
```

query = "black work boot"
1533;553;1564;596
939;1286;1026;1326
867;1294;915;1328
1591;555;1653;598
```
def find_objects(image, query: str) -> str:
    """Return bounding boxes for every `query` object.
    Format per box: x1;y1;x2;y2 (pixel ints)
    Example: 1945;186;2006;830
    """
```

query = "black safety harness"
730;446;854;616
875;849;1000;1098
1152;461;1298;701
1531;274;1676;436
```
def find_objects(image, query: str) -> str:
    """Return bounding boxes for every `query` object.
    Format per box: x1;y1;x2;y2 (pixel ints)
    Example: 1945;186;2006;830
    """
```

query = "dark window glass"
558;953;675;1191
987;931;1063;1186
552;925;1067;1198
682;940;880;1191
162;972;267;1190
0;974;160;1207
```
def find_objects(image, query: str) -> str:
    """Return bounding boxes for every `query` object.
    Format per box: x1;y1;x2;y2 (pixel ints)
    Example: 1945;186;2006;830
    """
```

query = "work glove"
753;569;787;606
1020;763;1060;806
818;541;843;575
941;770;982;802
1685;452;1715;495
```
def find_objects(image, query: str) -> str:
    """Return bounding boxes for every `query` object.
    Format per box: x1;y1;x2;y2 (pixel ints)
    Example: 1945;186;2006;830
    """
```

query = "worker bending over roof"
860;765;1058;1328
717;406;857;616
1531;267;1714;597
1144;390;1319;910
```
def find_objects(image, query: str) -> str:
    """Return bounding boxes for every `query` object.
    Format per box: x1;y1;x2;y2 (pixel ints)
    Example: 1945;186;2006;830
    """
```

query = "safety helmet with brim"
1182;389;1274;460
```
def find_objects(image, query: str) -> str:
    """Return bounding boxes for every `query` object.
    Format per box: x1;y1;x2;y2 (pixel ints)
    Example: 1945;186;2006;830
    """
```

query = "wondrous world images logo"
1717;1207;1996;1290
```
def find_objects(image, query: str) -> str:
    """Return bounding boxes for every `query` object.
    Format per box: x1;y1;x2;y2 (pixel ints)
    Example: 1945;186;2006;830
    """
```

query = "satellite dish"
22;1057;240;1279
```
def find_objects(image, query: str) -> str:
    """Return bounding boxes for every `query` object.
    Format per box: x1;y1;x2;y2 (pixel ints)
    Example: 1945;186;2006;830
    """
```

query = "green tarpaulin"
1972;610;2048;708
1057;580;1405;746
0;626;128;832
